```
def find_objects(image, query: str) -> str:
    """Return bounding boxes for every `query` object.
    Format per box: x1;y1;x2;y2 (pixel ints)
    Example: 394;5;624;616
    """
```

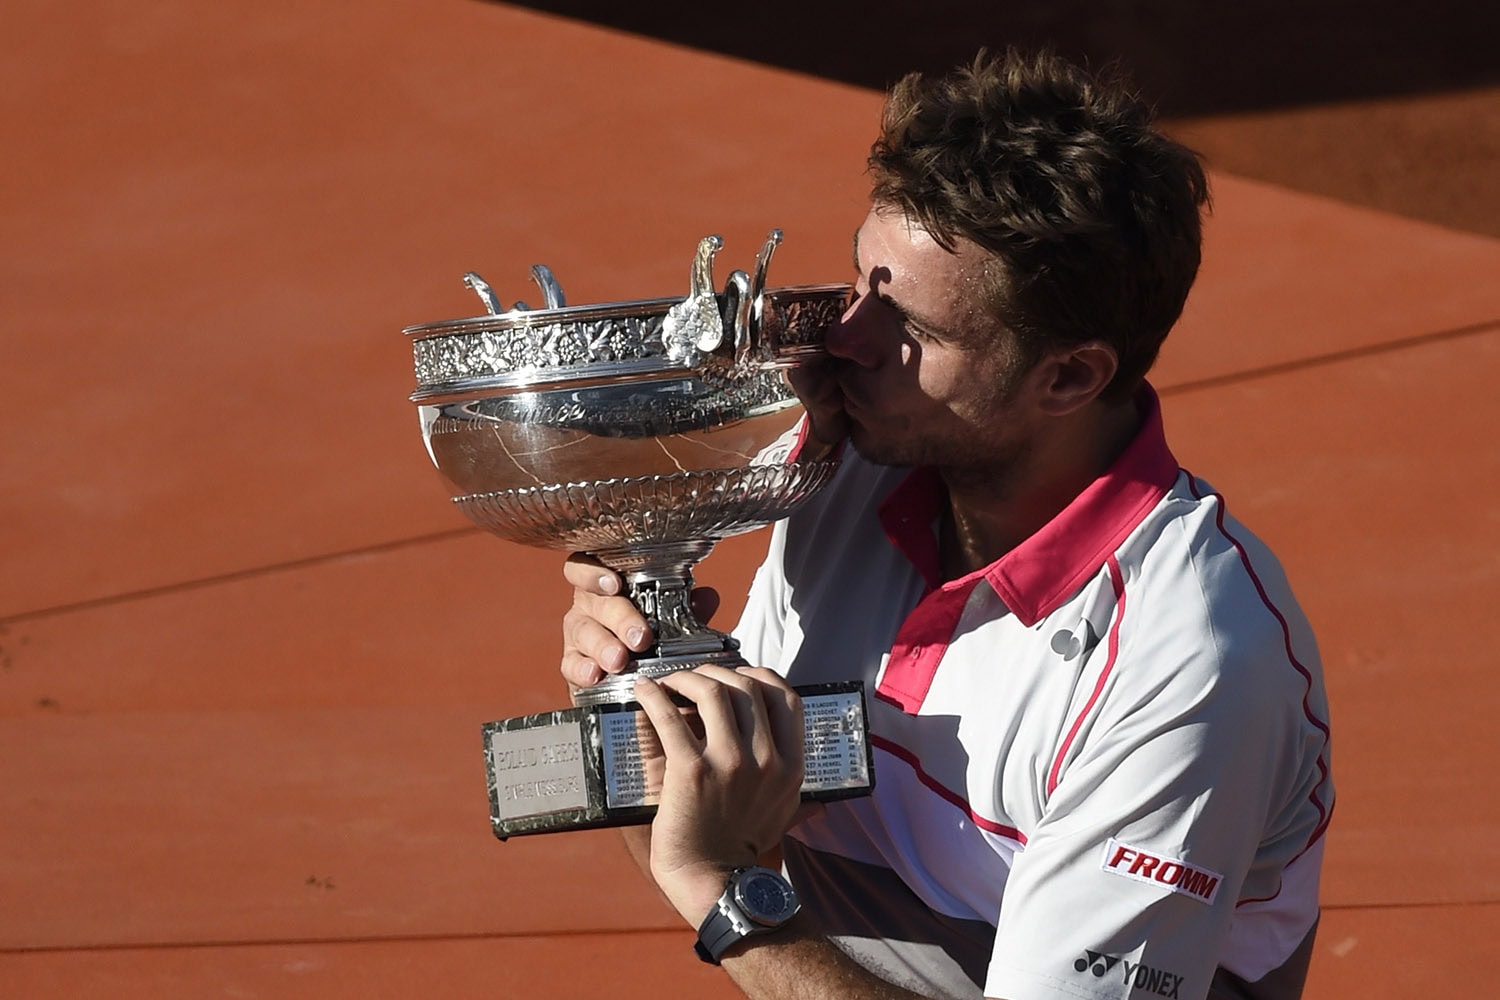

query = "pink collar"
877;386;1179;626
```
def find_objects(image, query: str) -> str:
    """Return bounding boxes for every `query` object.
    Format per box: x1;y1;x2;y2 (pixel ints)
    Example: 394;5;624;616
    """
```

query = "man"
561;49;1333;1000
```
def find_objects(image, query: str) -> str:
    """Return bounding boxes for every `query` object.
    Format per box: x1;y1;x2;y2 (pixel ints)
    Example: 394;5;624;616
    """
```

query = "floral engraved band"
407;232;849;398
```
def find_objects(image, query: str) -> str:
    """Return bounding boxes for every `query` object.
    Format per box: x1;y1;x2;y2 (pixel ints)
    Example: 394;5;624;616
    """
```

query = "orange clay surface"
3;1;1497;997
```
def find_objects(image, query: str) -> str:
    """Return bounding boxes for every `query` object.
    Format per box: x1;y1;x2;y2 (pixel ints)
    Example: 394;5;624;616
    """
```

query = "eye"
903;320;938;344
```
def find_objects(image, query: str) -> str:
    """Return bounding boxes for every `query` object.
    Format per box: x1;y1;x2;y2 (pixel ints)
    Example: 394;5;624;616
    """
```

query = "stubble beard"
844;367;1033;501
847;411;1032;502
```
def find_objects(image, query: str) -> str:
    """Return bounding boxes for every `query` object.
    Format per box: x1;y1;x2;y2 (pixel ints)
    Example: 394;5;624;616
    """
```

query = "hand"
560;554;721;690
631;666;805;923
787;357;851;447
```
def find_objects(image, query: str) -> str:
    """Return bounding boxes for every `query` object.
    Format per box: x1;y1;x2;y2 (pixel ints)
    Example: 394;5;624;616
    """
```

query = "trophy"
406;231;874;838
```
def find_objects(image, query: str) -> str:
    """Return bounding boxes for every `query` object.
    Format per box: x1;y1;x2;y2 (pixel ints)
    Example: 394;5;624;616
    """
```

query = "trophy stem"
573;539;747;707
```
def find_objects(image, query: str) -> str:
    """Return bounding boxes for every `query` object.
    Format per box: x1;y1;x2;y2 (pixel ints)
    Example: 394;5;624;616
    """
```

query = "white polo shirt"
734;389;1334;1000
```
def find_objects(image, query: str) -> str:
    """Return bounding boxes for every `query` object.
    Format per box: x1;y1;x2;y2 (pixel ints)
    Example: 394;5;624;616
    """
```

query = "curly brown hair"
868;49;1209;401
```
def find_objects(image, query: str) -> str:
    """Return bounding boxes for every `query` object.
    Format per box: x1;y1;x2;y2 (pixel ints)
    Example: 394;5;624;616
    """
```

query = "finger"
737;667;803;772
786;363;851;445
568;589;652;654
655;669;756;766
561;651;605;689
800;400;850;447
697;666;782;769
632;675;705;760
562;552;623;595
785;360;834;399
692;665;772;761
563;610;635;674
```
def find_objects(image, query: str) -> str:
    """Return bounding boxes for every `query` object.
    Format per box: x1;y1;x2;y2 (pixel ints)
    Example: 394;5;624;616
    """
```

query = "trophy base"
569;649;748;707
482;681;874;839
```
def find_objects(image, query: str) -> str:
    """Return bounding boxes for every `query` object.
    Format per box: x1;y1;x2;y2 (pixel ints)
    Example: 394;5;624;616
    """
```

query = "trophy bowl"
407;232;874;837
407;231;850;703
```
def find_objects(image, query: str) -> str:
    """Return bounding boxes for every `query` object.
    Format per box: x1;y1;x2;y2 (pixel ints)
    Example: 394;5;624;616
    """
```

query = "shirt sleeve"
984;550;1331;1000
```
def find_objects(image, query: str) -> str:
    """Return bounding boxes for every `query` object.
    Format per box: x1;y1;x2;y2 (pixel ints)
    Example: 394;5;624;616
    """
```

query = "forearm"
624;829;922;999
621;669;926;997
720;919;932;1000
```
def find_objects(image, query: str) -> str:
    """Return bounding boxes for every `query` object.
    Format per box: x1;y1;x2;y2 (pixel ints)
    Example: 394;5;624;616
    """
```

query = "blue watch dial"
736;869;797;924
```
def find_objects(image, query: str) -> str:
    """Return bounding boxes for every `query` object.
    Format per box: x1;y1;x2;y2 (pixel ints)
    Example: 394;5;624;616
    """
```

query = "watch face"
735;869;798;925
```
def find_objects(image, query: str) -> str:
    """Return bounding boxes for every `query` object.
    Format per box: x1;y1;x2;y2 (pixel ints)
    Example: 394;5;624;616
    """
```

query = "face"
822;205;1037;481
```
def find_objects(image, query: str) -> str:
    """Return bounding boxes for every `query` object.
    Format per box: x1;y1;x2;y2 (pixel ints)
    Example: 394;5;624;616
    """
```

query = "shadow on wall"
500;0;1499;115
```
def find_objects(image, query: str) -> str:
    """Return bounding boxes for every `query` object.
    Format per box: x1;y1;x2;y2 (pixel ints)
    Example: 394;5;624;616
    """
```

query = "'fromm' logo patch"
1101;839;1223;905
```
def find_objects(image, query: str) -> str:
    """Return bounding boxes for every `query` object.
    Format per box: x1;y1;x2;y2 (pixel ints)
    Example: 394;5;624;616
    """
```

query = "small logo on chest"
1050;620;1100;660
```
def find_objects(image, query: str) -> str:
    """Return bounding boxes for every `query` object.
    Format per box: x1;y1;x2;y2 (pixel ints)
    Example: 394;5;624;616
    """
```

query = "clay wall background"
3;2;1496;996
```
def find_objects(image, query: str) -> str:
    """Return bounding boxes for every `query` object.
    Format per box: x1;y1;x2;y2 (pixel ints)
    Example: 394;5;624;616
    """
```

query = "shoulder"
1110;471;1326;720
1057;472;1334;852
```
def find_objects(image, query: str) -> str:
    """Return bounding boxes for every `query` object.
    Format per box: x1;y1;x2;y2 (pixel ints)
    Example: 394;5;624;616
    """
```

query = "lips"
832;373;866;416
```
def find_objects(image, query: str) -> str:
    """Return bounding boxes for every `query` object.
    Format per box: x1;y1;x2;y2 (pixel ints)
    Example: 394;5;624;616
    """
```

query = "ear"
1031;341;1119;416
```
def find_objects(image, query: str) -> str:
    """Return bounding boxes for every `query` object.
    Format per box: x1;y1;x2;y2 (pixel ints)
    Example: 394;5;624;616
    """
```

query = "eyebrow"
851;227;913;323
850;224;966;342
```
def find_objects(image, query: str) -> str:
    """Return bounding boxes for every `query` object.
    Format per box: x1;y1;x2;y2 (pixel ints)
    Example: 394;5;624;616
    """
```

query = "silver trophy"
406;232;874;837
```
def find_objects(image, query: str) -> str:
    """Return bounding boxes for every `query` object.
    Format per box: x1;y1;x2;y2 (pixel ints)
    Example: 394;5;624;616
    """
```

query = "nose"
824;291;883;368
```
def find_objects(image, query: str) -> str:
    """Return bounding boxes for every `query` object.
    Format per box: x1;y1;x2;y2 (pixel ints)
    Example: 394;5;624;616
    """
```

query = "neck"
938;398;1142;580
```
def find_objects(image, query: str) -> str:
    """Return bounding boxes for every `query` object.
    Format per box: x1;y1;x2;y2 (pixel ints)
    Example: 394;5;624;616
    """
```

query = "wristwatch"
694;865;801;964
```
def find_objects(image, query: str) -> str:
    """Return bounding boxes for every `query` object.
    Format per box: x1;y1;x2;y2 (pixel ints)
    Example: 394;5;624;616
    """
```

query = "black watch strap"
694;896;746;965
694;866;799;965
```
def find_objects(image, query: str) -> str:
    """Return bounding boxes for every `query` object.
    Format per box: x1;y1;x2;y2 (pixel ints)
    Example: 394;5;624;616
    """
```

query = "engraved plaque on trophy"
483;681;872;837
405;232;875;838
